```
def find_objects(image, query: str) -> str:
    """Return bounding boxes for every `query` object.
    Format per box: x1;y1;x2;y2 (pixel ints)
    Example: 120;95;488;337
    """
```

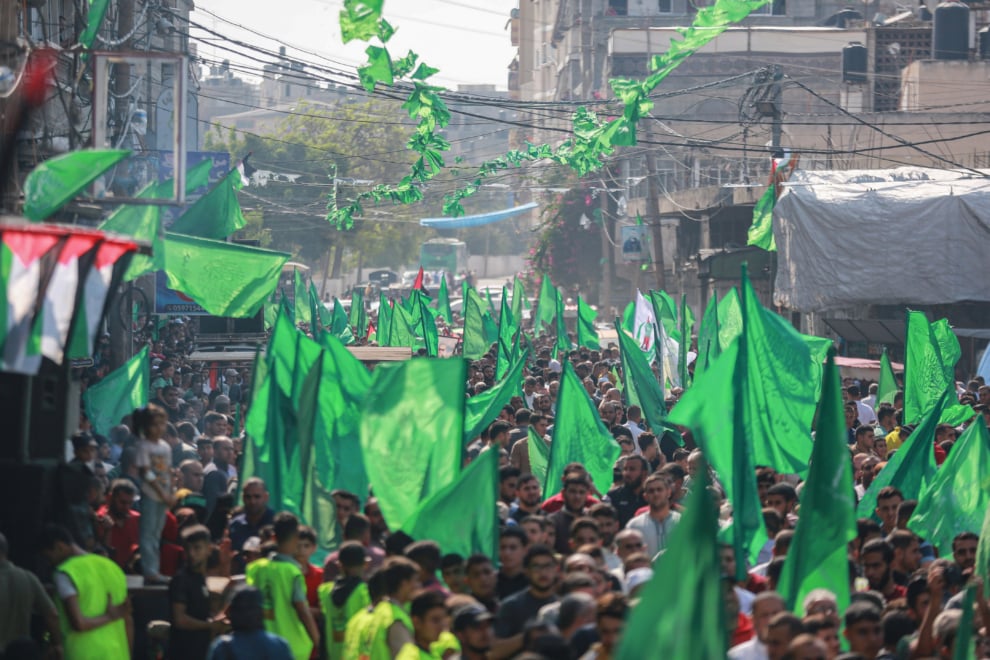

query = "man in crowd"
625;473;681;559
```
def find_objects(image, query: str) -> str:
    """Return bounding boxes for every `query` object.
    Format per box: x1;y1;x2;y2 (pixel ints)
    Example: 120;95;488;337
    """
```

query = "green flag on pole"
554;284;569;355
462;288;489;360
167;168;247;239
904;311;973;426
360;359;467;530
419;293;439;357
527;426;551;489
495;289;518;379
615;319;678;443
330;298;354;344
695;293;720;375
747;185;777;251
294;269;311;328
464;349;528;444
877;348;899;406
777;350;857;615
857;392;946;519
615;459;726;660
83;345;148;436
677;293;694;388
162;233;289;318
511;276;527;325
545;361;621;496
908;418;990;556
437;276;453;324
24;149;131;221
534;275;556;336
401;447;499;561
577;296;600;349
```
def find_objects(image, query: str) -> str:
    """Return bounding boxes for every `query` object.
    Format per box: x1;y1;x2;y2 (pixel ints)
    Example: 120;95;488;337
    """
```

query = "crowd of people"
1;299;990;660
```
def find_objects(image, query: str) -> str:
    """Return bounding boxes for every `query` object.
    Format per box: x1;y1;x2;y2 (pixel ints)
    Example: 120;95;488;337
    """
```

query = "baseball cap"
452;604;493;631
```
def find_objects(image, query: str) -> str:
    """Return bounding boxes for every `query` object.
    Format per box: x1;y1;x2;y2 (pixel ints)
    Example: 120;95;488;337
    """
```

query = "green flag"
464;349;528;444
577;296;600;349
401;447;499;561
615;459;726;660
527;426;551;489
554;284;569;354
649;290;681;390
717;287;743;351
24;149;131;221
350;289;367;337
695;293;720;375
437;276;453;324
167;168;247;239
495;289;518;379
668;266;818;477
908;418;990;556
162;233;289;318
511;276;527;325
376;293;391;345
534;275;556;336
954;585;978;660
294;269;311;328
389;303;417;349
857;392;946;519
79;0;111;50
485;288;497;317
83;345;148;436
462;288;489;360
419;294;439;357
904;311;971;425
777;351;857;615
976;490;990;594
747;185;777;251
546;361;621;496
615;319;677;443
360;359;467;530
327;298;353;344
877;348;898;406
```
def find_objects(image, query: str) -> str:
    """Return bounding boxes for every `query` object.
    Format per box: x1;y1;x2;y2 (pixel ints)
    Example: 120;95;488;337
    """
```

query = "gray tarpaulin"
773;167;990;312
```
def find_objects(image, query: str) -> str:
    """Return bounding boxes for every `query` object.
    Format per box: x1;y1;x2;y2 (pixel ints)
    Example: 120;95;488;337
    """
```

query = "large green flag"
534;275;556;336
695;293;720;375
747;185;777;251
462;288;489;360
857;392;945;519
668;266;817;477
376;293;392;345
553;284;569;354
242;355;296;515
163;233;289;318
976;492;990;594
904;311;973;426
717;287;743;350
401;447;499;561
577;296;600;349
777;351;857;615
511;276;527;325
24;149;130;221
615;319;676;442
389;303;417;350
464;349;528;443
349;289;365;337
878;348;898;406
83;345;148;436
649;290;681;390
908;418;990;556
546;361;621;496
167;168;246;239
527;426;551;491
360;359;467;530
436;276;453;324
615;459;726;660
294;269;311;328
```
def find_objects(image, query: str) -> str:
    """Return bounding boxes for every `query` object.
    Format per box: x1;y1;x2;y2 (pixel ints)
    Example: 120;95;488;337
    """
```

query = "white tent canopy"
773;167;990;312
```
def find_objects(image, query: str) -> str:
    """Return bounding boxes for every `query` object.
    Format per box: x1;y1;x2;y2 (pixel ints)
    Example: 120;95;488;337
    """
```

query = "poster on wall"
621;225;649;262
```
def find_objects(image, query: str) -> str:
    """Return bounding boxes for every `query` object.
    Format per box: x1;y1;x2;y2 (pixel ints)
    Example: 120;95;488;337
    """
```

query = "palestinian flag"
0;224;137;374
66;239;136;359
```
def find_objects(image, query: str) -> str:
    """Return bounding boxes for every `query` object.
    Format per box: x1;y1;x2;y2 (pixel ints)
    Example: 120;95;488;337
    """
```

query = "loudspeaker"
0;358;74;462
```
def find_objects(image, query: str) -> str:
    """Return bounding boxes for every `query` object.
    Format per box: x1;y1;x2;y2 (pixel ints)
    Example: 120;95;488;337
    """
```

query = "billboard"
621;225;649;262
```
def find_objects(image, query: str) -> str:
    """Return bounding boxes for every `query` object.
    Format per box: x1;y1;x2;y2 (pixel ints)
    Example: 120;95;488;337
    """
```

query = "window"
752;0;786;15
658;0;672;13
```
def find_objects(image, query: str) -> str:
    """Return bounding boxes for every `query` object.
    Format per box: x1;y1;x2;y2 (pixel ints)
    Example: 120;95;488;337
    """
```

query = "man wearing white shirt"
847;385;877;427
622;406;645;446
728;591;785;660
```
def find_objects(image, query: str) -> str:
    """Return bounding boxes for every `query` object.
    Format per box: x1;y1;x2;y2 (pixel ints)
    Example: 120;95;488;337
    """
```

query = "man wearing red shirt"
295;525;324;612
96;479;140;570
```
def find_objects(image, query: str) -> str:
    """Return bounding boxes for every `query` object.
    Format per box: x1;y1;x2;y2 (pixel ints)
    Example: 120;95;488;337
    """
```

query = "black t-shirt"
168;568;212;658
494;589;558;639
605;484;646;528
496;570;529;602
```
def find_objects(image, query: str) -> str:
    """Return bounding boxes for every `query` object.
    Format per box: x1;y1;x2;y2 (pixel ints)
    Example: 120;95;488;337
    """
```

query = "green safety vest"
343;607;375;660
318;580;370;659
395;642;440;660
431;630;461;657
368;600;413;660
56;554;129;660
246;557;313;660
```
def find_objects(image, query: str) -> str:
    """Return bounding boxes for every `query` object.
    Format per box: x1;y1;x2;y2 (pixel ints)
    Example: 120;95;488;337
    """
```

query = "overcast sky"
192;0;519;90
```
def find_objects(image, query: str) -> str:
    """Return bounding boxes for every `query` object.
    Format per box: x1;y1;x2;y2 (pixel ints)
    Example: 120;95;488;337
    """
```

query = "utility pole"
599;182;611;313
645;152;666;291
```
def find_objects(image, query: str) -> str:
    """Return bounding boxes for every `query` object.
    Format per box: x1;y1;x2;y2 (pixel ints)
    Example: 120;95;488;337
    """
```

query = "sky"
191;0;519;91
